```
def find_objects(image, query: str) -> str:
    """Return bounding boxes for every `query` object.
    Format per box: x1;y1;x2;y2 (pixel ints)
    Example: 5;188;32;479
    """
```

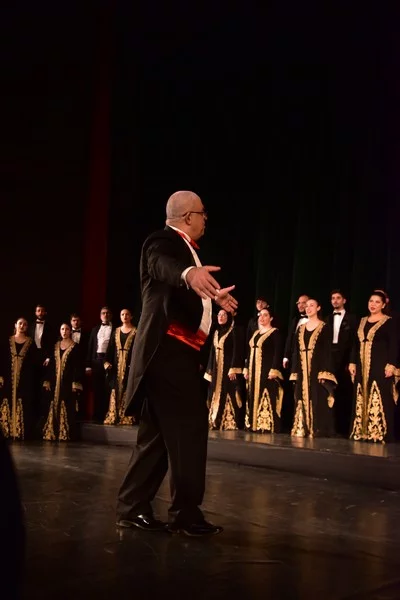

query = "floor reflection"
11;443;400;600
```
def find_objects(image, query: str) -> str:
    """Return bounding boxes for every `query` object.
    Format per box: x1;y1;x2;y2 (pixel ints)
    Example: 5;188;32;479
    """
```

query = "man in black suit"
282;294;309;370
86;307;114;422
28;303;54;422
326;289;357;436
280;294;309;432
116;190;237;536
28;303;54;366
70;313;90;419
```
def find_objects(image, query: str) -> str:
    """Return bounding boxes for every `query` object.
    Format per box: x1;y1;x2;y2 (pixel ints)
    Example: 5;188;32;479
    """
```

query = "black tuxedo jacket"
28;321;54;358
86;324;115;367
125;226;205;414
325;311;357;366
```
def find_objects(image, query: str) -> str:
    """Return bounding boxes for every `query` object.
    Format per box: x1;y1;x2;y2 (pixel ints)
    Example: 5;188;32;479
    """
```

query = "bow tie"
299;313;307;319
36;320;45;324
72;329;81;333
333;312;342;316
101;323;109;326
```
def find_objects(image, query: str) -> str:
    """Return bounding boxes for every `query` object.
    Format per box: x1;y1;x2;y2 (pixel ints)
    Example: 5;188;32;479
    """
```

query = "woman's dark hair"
330;289;346;299
13;317;28;335
370;290;389;314
306;298;321;311
258;307;275;320
58;322;72;341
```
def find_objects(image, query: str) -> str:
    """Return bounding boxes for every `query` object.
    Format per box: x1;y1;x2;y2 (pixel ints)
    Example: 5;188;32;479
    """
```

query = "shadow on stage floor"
10;442;400;600
80;423;400;490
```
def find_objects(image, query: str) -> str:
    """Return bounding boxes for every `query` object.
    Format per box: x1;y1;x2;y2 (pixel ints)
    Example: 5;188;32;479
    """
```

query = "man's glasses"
182;210;207;218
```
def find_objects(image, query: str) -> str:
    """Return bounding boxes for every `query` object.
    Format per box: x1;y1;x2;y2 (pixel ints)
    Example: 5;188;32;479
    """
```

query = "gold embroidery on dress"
221;394;237;430
366;381;387;442
318;371;337;383
104;389;117;425
351;383;364;440
256;387;274;432
208;325;234;429
8;336;33;439
104;328;136;424
43;401;56;441
276;383;283;418
235;389;242;409
244;407;250;430
59;401;70;441
291;399;306;437
43;342;76;441
354;316;390;441
291;323;325;438
247;328;277;431
0;399;11;438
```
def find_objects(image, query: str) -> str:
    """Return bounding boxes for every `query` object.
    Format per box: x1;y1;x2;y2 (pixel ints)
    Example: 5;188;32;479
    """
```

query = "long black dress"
104;327;137;425
42;342;83;441
290;322;337;438
0;336;36;440
244;327;283;433
204;320;244;430
350;316;398;443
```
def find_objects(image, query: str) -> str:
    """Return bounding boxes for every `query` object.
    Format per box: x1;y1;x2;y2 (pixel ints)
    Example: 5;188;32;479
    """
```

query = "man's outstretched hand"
214;286;238;313
186;266;238;313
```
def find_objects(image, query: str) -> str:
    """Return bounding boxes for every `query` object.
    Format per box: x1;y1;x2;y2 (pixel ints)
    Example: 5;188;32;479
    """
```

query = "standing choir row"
0;306;137;441
1;290;399;445
205;290;400;444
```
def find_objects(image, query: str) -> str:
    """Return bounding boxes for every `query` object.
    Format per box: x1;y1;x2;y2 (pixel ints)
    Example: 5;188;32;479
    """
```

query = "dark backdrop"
107;2;400;333
1;3;95;338
2;2;400;340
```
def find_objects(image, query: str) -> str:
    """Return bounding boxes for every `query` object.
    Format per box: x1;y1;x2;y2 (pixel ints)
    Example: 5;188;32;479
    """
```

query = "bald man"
116;191;237;536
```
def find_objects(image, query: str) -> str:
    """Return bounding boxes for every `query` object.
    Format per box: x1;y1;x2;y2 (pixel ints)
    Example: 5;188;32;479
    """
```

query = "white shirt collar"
168;225;192;243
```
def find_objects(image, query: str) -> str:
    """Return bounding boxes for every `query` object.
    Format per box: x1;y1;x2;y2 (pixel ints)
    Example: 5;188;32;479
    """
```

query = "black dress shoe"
116;514;168;532
168;520;223;537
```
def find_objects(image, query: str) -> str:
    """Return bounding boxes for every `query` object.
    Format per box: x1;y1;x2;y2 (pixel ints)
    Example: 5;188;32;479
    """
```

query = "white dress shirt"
34;322;44;349
72;330;81;344
97;324;112;353
296;315;308;331
169;225;212;337
332;310;345;344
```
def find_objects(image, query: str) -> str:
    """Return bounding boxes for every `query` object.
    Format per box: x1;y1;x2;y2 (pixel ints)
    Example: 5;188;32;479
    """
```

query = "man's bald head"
165;190;207;241
166;191;202;222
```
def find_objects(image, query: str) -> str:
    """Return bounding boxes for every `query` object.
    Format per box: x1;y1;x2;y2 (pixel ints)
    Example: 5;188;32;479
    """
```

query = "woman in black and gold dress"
0;317;36;440
349;291;398;443
103;308;137;425
42;323;83;441
204;310;244;430
244;308;283;433
290;299;337;438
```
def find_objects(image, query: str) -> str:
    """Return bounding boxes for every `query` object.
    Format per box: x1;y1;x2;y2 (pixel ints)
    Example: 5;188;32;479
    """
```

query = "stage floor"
13;442;400;600
80;423;400;490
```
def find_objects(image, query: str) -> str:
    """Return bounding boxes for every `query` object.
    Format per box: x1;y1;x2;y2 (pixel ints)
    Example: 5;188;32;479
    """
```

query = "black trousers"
116;335;209;526
92;357;108;422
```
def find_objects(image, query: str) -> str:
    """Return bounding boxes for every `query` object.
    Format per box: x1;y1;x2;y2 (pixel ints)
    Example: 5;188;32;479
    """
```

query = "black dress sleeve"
317;324;337;383
289;328;300;382
270;330;284;378
386;317;398;369
204;334;216;383
230;326;244;373
350;319;361;365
